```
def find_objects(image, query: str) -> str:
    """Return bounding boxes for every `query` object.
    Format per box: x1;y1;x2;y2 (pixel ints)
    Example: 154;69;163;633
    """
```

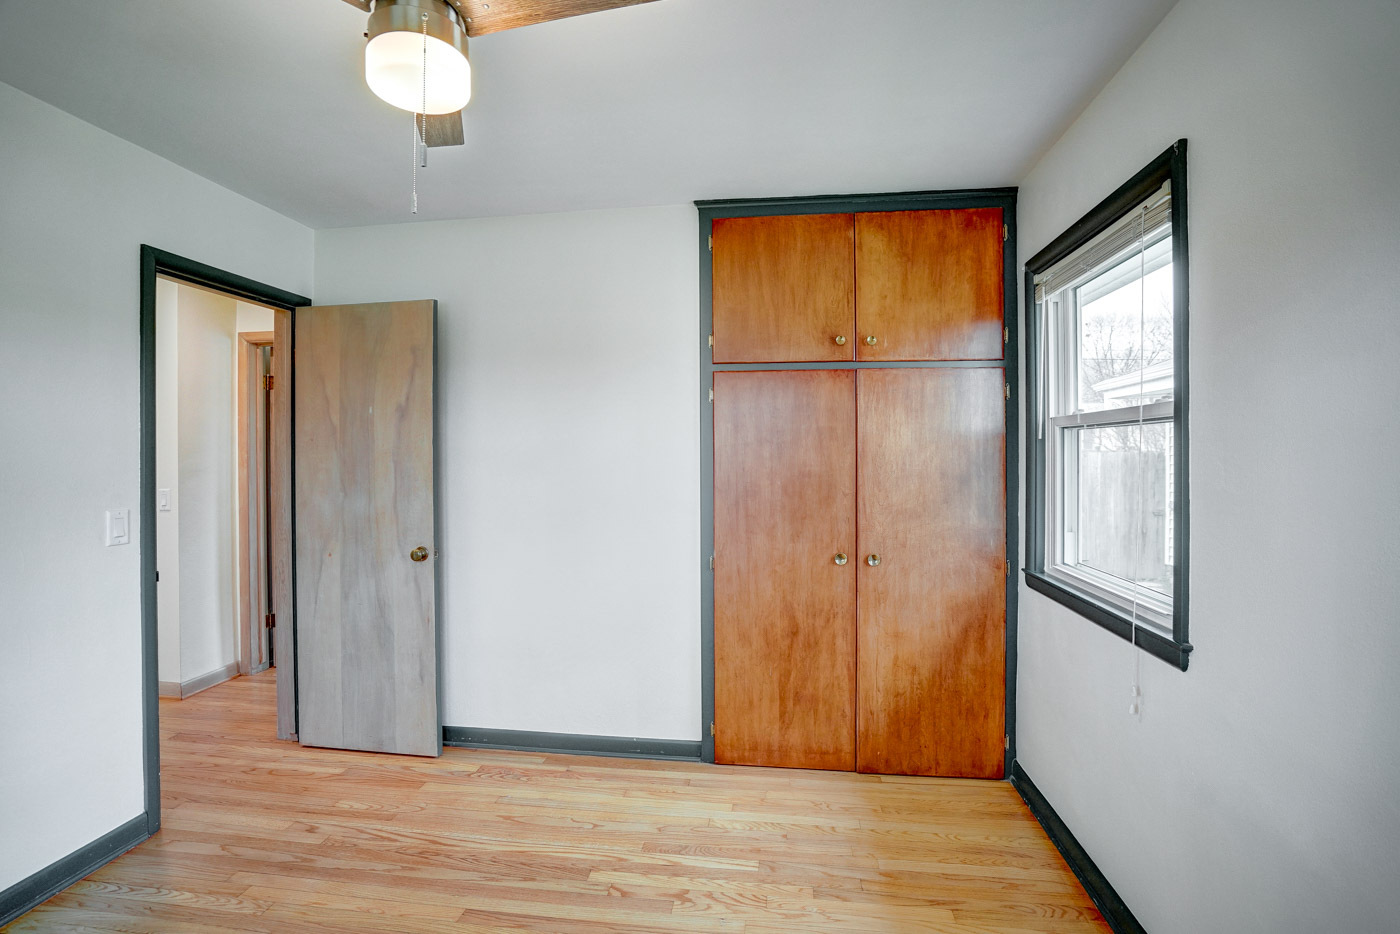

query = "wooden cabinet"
712;369;1005;777
855;208;1004;361
711;214;854;363
710;208;1003;364
713;370;856;770
855;368;1006;778
711;202;1007;778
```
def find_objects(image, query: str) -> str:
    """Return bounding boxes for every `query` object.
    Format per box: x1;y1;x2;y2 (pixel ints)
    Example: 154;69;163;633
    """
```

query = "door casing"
139;245;310;833
237;332;274;677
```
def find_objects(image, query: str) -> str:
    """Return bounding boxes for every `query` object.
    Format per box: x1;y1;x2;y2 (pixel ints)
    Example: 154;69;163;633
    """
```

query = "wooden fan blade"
417;111;465;147
445;0;661;37
338;0;372;12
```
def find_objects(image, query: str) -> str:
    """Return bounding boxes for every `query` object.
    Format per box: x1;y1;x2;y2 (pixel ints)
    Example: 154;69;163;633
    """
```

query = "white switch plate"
106;508;130;546
158;488;171;511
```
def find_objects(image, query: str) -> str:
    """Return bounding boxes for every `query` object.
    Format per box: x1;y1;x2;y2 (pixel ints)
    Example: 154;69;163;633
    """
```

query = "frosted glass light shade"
365;31;471;115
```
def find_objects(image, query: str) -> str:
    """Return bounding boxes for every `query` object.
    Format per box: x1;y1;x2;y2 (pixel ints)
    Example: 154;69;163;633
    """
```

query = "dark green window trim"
1023;141;1192;671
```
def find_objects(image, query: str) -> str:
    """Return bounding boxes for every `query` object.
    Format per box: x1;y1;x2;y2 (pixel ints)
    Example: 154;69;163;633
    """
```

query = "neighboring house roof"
1093;359;1174;401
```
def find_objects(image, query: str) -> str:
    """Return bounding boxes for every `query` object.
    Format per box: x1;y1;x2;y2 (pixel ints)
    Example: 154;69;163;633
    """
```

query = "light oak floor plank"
3;671;1108;932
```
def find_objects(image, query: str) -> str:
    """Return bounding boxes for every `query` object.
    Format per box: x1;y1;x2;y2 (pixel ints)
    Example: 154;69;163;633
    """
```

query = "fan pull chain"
411;10;428;214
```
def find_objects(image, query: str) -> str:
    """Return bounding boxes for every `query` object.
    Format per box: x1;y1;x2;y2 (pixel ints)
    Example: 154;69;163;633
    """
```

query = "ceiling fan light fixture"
365;0;471;115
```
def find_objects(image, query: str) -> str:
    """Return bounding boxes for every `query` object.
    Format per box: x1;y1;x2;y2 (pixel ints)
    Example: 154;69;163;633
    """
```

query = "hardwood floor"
5;671;1108;932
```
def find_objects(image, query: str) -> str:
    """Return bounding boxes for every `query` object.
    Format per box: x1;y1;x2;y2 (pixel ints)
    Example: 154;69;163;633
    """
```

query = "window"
1025;141;1191;670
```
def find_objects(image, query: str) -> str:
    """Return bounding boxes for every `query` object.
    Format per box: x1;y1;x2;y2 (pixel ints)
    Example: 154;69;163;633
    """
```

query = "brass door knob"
866;553;881;567
834;553;848;566
864;335;878;346
410;546;429;562
834;335;847;346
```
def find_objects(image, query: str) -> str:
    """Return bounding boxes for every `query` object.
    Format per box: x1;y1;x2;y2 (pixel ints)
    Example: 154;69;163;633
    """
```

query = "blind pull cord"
1128;204;1147;718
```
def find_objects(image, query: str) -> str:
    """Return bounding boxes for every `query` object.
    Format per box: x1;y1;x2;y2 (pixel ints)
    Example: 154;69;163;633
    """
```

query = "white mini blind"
1034;180;1171;301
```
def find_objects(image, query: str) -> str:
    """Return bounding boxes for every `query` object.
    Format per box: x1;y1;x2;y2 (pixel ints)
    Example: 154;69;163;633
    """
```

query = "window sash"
1048;401;1174;430
1044;260;1176;621
1045;415;1176;631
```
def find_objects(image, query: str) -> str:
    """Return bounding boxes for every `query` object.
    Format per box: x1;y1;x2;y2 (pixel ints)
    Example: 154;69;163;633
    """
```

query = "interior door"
711;213;855;363
856;367;1005;777
294;300;440;757
855;208;1004;361
713;370;857;770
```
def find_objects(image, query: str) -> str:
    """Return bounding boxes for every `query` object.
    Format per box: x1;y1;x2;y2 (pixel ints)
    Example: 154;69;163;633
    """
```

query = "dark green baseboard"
1010;761;1147;934
443;726;701;761
0;813;150;928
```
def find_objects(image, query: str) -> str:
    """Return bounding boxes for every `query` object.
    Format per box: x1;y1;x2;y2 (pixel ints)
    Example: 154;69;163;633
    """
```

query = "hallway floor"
5;671;1108;932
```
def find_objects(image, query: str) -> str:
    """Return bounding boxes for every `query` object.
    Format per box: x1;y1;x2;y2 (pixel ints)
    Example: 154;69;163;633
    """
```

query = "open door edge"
271;307;297;741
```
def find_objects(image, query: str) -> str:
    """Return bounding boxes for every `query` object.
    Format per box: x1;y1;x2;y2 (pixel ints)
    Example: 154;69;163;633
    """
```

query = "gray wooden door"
294;301;439;757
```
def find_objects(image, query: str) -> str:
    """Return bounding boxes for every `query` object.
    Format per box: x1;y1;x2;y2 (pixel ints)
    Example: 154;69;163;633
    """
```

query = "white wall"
1014;2;1400;931
234;301;273;335
173;284;238;682
0;80;312;891
315;205;701;741
155;278;182;684
154;286;275;688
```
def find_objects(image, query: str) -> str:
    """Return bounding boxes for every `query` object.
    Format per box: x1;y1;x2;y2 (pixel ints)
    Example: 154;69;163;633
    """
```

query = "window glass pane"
1073;422;1174;598
1076;237;1174;413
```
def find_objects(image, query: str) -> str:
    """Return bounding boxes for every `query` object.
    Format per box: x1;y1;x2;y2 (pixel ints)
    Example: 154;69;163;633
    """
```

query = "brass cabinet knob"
866;553;881;567
410;546;429;562
864;335;878;346
834;335;847;346
834;553;848;566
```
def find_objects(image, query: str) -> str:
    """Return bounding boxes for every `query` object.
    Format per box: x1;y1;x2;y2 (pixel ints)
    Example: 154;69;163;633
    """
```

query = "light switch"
106;508;130;546
158;488;171;511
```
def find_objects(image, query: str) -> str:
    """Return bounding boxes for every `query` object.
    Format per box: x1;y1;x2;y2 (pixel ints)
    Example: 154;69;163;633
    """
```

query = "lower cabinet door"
856;367;1006;778
713;370;857;770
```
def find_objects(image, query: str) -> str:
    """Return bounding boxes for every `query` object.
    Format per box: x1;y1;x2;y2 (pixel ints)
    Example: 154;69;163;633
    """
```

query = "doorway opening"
154;277;279;699
140;246;309;832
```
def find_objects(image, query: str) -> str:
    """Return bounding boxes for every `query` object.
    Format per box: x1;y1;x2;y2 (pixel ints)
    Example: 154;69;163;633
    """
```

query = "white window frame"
1039;226;1175;635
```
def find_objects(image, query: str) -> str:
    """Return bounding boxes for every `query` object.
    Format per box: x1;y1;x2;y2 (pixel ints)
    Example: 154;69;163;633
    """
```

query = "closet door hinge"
1004;734;1010;750
1003;223;1008;241
1004;382;1010;400
708;333;714;349
708;387;714;403
708;554;715;570
708;234;713;252
1004;326;1009;345
1006;560;1010;577
265;613;276;630
710;721;716;737
263;374;274;391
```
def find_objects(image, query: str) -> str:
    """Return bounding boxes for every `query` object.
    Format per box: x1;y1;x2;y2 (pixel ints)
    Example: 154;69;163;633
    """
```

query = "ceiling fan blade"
338;0;372;11
417;111;465;148
444;0;661;38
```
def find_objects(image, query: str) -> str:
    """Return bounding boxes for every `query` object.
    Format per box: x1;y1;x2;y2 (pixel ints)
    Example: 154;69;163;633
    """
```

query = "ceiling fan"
340;0;660;149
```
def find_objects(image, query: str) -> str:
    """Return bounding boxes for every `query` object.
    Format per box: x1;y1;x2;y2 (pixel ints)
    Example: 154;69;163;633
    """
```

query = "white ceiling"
0;0;1176;229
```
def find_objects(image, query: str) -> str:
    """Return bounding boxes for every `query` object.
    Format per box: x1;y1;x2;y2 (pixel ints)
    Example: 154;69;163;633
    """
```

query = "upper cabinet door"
855;208;1004;361
712;213;855;363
